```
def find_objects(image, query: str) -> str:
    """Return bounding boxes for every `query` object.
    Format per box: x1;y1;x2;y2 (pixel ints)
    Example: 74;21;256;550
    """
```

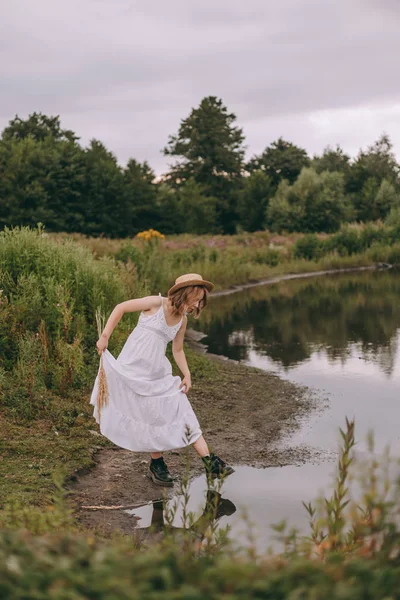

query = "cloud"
1;0;400;172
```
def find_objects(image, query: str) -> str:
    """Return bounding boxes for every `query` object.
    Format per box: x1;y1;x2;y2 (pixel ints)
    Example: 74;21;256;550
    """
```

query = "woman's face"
185;289;204;313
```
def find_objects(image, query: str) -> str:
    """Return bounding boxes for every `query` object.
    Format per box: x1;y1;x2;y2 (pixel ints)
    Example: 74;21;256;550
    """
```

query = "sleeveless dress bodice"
90;295;202;452
136;299;184;344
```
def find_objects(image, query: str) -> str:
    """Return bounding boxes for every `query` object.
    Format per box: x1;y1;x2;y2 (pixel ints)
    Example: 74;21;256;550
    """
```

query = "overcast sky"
1;0;400;173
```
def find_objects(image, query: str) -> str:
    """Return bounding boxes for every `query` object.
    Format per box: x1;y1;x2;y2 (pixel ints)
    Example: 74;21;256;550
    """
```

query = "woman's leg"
192;435;210;457
193;435;235;477
149;452;173;487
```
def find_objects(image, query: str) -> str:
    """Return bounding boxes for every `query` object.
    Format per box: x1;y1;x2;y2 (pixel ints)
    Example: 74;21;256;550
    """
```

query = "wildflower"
136;229;165;241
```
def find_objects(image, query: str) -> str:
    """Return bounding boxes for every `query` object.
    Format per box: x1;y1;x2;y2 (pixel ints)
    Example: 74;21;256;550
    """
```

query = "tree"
347;135;400;221
375;179;400;214
177;179;218;234
2;112;78;143
0;135;85;231
266;180;298;232
122;159;160;235
0;137;51;229
311;170;353;232
0;113;87;232
81;140;125;237
163;96;245;233
155;184;183;235
247;138;310;190
312;145;351;175
237;171;272;232
267;168;351;233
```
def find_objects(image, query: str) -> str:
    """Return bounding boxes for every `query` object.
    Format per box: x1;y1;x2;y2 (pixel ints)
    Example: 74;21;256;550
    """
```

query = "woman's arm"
96;295;161;353
172;317;192;392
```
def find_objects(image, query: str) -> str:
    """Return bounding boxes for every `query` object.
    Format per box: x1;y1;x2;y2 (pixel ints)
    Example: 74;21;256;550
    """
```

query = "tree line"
1;97;399;236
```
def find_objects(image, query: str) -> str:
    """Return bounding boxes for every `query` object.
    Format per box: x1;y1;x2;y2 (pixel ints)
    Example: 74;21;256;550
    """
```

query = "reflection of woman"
137;491;236;544
91;273;234;486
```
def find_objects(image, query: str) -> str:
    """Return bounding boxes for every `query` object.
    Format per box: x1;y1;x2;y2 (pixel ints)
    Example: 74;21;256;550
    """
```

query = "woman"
91;273;234;487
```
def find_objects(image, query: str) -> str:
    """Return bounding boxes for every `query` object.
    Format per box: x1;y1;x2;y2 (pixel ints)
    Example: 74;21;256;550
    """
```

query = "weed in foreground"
274;418;400;563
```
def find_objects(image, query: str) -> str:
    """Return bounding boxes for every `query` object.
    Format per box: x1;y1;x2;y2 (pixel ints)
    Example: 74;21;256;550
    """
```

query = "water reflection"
124;465;339;551
126;489;236;546
195;270;400;376
194;269;400;455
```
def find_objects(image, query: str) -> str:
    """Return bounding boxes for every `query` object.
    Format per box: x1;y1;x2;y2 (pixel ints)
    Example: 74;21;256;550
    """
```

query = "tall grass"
0;226;141;418
53;222;400;295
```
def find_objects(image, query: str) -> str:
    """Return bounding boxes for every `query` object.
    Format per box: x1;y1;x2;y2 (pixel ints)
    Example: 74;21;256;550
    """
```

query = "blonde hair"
168;285;208;318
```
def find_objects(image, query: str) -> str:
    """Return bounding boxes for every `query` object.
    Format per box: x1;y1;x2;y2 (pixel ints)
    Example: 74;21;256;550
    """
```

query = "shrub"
293;234;322;261
209;248;219;263
386;207;400;229
326;226;363;256
0;226;136;418
253;248;281;266
267;168;350;233
114;241;143;268
0;226;130;346
359;223;390;249
368;242;400;264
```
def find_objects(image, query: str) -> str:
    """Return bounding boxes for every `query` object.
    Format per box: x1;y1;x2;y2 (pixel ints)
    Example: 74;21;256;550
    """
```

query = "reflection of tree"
193;271;400;375
360;335;399;377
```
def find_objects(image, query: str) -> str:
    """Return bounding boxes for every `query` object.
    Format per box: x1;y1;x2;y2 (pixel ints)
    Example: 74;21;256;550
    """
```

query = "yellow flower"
136;229;165;241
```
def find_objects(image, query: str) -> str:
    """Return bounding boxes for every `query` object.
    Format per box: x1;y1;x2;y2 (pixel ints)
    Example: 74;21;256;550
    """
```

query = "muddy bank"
70;340;322;535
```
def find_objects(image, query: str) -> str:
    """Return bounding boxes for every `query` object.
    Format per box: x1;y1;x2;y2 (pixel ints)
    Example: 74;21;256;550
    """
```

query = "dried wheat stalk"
95;308;109;422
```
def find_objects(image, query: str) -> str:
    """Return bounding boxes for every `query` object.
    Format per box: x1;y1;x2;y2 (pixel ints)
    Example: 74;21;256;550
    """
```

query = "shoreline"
211;264;385;297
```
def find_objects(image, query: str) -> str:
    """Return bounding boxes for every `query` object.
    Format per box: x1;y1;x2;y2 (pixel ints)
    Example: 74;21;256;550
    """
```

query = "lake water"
126;270;400;550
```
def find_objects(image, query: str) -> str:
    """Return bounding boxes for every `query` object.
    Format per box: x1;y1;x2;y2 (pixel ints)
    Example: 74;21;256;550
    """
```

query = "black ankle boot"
149;457;174;487
202;454;235;479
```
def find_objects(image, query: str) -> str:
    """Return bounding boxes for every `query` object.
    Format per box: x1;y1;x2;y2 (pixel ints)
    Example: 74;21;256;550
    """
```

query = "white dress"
90;294;202;452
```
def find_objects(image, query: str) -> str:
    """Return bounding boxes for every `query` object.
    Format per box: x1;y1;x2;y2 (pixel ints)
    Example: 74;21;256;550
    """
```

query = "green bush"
209;248;219;263
0;226;131;347
293;234;322;261
114;241;143;268
326;227;363;256
0;226;137;417
253;248;280;266
359;223;390;249
2;530;400;599
386;207;400;229
368;242;400;264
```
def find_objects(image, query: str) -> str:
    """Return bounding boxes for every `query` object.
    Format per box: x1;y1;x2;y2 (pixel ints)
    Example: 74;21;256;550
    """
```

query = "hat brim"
168;279;214;296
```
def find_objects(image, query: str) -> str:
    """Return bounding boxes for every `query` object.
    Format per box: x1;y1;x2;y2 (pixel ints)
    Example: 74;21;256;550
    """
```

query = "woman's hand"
96;333;108;355
179;374;192;394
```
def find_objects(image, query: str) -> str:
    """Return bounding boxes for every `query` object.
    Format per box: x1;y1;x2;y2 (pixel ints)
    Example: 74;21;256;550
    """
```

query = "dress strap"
158;292;163;307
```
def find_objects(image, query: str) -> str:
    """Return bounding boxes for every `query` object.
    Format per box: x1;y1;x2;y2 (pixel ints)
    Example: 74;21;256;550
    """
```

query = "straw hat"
168;273;214;295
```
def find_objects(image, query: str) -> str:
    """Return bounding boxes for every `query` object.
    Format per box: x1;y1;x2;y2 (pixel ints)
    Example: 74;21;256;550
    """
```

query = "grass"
51;223;400;294
0;396;106;507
